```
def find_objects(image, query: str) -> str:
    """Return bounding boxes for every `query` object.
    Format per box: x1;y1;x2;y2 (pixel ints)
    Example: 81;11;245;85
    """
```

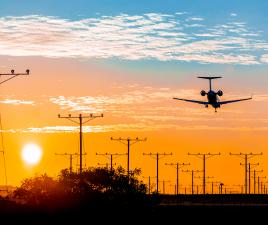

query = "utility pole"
169;183;177;195
0;69;30;189
188;152;220;195
143;152;172;194
258;176;266;194
182;169;202;195
249;163;258;194
240;162;259;194
0;69;30;186
96;152;127;172
143;176;156;194
160;179;171;194
219;183;224;194
230;152;262;194
195;175;214;194
252;170;263;194
165;162;190;195
213;181;222;194
111;137;146;176
55;152;83;173
207;180;220;194
0;69;29;85
258;176;260;194
58;113;103;173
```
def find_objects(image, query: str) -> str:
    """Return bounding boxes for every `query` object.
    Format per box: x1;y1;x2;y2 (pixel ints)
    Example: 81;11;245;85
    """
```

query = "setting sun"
21;143;42;165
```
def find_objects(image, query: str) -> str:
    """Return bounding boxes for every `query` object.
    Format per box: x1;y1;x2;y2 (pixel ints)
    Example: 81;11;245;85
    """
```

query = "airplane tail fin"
197;76;222;90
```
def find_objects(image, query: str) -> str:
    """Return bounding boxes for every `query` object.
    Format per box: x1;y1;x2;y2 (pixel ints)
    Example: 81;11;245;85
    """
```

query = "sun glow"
22;143;42;165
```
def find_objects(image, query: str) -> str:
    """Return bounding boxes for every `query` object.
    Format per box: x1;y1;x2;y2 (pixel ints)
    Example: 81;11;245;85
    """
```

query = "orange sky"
1;56;268;194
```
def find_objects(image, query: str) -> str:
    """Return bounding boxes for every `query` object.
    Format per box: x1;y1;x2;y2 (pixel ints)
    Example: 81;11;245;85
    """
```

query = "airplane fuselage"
206;90;220;109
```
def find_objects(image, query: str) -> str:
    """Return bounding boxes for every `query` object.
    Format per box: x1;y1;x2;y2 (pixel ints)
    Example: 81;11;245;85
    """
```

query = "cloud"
0;99;35;105
260;54;268;63
3;87;268;133
230;13;237;17
2;124;268;134
0;13;267;64
49;88;200;114
187;17;204;21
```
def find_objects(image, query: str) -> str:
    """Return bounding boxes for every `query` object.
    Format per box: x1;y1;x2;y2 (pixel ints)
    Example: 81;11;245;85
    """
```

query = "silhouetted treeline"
0;166;158;223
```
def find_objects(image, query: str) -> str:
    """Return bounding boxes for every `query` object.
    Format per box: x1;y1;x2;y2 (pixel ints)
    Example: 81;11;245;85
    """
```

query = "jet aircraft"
173;76;252;112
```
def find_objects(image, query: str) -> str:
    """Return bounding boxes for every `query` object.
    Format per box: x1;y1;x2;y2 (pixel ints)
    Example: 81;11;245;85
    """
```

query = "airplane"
173;76;252;112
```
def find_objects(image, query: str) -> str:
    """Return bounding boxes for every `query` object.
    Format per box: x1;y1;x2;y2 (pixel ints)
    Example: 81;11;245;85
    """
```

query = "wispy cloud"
2;86;268;133
0;99;35;105
260;54;268;63
48;88;199;114
2;124;268;134
187;17;204;21
0;13;267;64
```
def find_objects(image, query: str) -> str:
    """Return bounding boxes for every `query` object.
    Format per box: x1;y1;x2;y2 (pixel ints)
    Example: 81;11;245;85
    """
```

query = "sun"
22;143;42;165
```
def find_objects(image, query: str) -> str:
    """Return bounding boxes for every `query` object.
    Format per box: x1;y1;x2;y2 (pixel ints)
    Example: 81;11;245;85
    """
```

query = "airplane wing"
173;97;208;105
219;97;252;105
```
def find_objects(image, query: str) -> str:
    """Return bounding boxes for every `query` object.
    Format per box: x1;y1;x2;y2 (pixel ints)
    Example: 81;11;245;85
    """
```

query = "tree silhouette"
12;166;148;211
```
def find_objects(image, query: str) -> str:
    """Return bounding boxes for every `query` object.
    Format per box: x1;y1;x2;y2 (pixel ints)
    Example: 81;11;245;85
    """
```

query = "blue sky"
1;0;267;33
1;0;268;83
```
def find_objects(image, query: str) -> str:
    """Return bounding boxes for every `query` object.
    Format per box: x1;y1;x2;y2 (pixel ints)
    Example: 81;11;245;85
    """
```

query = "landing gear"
205;105;208;108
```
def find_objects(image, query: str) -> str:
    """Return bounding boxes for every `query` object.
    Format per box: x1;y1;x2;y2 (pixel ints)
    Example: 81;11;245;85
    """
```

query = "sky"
1;0;268;193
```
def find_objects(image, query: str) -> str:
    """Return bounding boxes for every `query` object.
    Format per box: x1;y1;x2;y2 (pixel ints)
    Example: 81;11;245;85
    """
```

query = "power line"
165;162;190;195
58;113;103;173
111;137;146;176
96;152;127;172
188;152;220;194
230;152;263;194
143;152;172;194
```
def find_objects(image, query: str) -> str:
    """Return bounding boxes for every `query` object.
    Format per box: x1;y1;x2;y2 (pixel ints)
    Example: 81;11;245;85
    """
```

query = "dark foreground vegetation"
0;167;158;224
0;167;268;224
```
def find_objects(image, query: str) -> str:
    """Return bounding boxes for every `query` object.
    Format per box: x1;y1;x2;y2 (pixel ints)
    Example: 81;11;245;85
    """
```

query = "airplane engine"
200;90;206;96
217;90;223;96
